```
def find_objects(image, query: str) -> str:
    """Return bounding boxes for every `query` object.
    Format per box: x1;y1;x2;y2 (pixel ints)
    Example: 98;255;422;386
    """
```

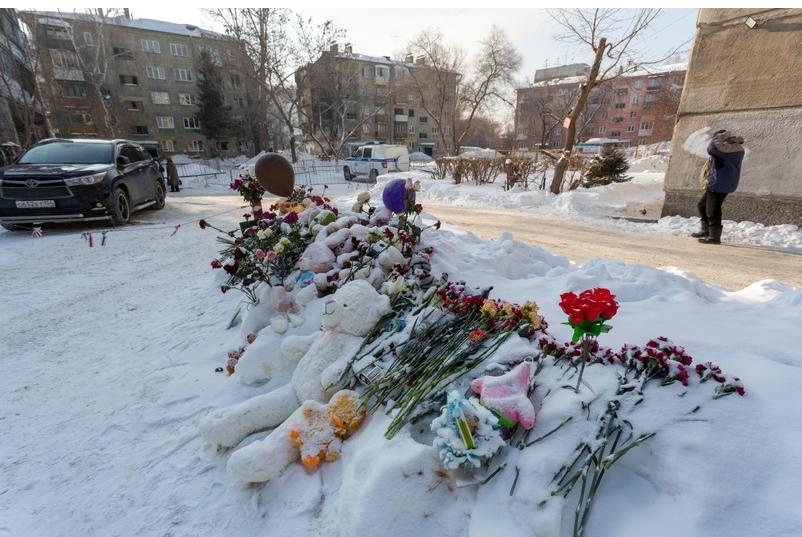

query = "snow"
362;162;802;253
1;183;801;537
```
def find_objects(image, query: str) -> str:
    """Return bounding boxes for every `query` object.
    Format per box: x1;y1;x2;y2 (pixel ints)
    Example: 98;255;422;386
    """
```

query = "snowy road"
426;203;802;290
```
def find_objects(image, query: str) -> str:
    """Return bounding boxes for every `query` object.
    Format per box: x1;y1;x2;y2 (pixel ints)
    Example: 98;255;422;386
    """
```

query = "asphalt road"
425;203;802;290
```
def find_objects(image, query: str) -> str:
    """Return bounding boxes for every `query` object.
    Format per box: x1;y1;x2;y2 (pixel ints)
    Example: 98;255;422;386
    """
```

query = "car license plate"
15;200;56;208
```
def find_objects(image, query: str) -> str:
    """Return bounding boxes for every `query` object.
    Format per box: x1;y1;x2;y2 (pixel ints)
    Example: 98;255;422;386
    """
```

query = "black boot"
691;223;709;238
698;225;722;244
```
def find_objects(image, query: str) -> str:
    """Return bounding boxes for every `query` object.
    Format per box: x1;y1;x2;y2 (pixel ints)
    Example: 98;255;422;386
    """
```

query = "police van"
343;143;410;182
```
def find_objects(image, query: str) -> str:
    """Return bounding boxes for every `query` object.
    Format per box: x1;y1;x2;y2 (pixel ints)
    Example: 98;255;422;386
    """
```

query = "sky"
137;8;698;85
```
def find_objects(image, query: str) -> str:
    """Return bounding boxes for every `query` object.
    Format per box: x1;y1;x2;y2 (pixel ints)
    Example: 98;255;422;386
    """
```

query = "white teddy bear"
199;279;391;449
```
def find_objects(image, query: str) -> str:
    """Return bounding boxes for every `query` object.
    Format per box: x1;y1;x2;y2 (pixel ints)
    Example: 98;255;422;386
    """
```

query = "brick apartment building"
297;43;459;157
0;9;50;147
22;10;252;157
514;62;686;150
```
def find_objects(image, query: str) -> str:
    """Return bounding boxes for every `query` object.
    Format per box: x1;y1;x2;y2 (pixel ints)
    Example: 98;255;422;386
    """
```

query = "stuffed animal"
199;280;391;449
227;389;366;482
470;361;536;430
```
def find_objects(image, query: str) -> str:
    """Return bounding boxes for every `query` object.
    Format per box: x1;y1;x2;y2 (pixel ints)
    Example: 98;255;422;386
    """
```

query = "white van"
343;144;410;182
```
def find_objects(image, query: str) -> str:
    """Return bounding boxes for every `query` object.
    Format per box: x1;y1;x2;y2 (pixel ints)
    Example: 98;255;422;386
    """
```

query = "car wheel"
343;166;352;181
369;169;378;183
2;223;32;232
151;182;166;210
110;186;131;226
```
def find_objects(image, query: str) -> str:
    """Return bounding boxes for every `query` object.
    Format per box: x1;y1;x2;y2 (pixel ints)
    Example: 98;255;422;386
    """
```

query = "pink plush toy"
470;362;536;430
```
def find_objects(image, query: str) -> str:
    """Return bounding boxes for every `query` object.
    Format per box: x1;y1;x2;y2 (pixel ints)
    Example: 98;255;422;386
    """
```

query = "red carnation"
211;259;222;269
198;219;208;229
283;211;299;224
220;285;229;294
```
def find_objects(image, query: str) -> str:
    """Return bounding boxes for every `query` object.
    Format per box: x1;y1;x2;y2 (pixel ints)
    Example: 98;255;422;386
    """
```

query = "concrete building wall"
662;8;802;225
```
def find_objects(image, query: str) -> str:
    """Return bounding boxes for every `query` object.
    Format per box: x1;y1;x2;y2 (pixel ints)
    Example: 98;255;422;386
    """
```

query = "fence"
175;158;349;188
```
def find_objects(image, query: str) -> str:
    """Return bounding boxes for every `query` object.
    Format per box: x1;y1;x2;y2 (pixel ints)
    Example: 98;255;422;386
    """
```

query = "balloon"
255;153;295;197
382;178;414;214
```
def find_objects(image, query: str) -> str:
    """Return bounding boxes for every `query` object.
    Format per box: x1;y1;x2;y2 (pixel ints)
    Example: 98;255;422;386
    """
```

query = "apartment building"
297;43;459;157
22;10;251;157
514;62;686;150
0;9;49;147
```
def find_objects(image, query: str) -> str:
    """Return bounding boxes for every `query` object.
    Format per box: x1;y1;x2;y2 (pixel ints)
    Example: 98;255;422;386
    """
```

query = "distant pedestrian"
166;156;180;192
692;129;744;244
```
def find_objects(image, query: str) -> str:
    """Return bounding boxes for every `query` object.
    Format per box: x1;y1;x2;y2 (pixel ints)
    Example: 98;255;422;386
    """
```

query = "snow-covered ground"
376;161;802;253
1;187;800;537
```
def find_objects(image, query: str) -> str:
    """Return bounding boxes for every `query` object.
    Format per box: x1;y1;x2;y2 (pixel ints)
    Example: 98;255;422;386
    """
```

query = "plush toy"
470;361;536;430
227;389;366;482
199;280;391;449
431;390;505;470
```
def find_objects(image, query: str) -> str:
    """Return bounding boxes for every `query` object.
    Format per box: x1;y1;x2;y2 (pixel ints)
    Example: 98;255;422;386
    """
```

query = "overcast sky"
139;8;698;84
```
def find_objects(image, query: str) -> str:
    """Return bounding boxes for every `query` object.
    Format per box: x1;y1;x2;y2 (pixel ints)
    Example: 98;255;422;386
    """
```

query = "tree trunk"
289;134;298;163
549;37;607;195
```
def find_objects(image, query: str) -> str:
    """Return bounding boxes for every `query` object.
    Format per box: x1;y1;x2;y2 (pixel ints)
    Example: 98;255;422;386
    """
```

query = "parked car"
343;143;410;182
0;138;166;231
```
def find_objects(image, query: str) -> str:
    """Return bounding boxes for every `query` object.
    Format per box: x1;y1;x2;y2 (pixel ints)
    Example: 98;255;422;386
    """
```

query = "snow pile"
655;216;802;252
628;153;669;173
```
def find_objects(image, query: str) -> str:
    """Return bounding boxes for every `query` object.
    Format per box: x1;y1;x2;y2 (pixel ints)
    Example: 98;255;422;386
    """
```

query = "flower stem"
575;335;591;393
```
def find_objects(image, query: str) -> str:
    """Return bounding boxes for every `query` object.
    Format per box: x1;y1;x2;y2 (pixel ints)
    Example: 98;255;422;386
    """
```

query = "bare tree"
546;9;684;193
406;26;521;156
0;14;50;147
210;8;342;162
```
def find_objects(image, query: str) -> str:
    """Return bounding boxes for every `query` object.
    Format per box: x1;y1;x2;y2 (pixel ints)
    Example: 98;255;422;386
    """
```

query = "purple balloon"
382;178;415;214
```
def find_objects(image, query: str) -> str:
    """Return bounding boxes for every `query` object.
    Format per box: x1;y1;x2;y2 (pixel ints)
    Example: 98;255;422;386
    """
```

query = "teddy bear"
199;279;391;450
470;361;536;430
226;389;367;483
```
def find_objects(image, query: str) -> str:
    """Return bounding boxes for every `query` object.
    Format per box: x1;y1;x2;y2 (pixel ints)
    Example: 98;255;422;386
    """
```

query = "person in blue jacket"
692;129;745;244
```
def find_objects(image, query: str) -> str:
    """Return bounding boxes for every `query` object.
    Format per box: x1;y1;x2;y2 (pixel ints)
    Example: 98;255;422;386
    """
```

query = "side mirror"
116;155;130;168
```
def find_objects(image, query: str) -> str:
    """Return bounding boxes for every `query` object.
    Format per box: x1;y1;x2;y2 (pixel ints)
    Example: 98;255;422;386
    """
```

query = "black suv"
0;138;166;230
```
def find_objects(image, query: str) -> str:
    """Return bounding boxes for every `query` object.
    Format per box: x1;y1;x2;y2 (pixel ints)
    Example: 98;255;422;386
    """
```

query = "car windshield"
18;142;115;165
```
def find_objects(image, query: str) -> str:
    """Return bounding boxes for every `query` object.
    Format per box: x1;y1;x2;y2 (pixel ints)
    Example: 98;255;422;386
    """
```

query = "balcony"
374;76;388;85
53;67;84;82
394;114;408;122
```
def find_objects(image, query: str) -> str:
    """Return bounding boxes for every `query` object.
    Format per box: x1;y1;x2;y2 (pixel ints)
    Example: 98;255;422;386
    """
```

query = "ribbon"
32;226;43;238
87;232;93;247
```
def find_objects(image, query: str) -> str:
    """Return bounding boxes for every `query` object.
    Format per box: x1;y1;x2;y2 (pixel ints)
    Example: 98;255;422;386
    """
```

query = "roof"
527;61;687;89
29;10;230;40
333;51;459;74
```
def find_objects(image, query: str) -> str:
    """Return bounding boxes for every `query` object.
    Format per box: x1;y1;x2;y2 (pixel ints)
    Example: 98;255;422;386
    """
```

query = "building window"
233;97;245;107
634;81;643;89
169;43;188;57
119;75;139;86
409;93;417;103
610;130;621;137
134;125;149;135
63;83;87;98
376;86;386;96
126;100;143;111
629;111;638;118
145;65;166;80
150;91;170;104
639;121;653;131
362;124;370;134
638;137;649;145
599;126;606;134
394;108;404;115
45;24;72;40
626;125;635;133
615;102;626;109
408;109;415;117
616;87;629;95
376;122;387;135
161;139;176;152
419;116;428;123
432;126;439;135
112;47;134;60
558;89;566;96
419;132;428;139
198;46;221;64
613;117;624;123
443;126;450;135
231;74;241;87
361;66;371;77
647;78;661;90
70;112;93;124
156;116;175;129
346;112;357;120
178;93;196;105
141;39;161;53
174;68;193;82
50;49;81;69
409;125;416;135
83;32;96;46
183;117;201;130
374;65;389;78
190;140;204;152
632;95;640;104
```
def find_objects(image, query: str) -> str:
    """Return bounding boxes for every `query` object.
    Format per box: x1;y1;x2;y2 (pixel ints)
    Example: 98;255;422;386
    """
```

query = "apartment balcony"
394;114;408;122
374;76;388;85
53;67;84;82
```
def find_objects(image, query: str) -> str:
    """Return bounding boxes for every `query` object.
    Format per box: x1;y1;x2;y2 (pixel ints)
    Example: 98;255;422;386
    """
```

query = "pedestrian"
166;156;180;193
692;129;745;244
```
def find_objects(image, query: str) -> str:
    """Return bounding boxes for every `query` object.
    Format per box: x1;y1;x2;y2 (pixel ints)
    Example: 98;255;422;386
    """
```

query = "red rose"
283;212;299;224
211;259;222;269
